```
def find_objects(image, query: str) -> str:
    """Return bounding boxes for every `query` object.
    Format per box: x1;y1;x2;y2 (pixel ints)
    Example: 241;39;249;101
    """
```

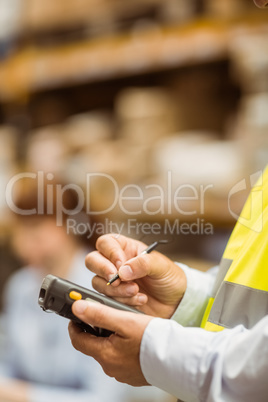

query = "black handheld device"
38;274;142;337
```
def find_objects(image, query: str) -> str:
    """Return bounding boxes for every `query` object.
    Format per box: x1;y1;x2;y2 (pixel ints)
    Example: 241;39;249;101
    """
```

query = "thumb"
72;300;133;336
118;251;165;281
118;264;135;281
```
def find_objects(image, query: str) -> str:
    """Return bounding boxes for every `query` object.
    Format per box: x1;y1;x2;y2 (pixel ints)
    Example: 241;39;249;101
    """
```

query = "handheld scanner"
38;274;142;337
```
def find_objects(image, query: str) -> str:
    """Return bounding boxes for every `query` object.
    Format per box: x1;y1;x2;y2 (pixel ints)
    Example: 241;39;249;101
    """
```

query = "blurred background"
0;1;267;399
1;0;268;306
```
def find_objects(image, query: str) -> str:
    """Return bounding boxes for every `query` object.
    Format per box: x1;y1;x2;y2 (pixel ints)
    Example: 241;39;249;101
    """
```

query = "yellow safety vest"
201;166;268;332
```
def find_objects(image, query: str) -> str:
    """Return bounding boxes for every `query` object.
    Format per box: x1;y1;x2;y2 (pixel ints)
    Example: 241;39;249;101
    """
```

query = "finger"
68;321;107;359
95;234;127;268
96;234;146;268
85;250;118;282
92;275;139;298
92;276;147;306
72;299;137;336
119;251;169;282
107;293;148;306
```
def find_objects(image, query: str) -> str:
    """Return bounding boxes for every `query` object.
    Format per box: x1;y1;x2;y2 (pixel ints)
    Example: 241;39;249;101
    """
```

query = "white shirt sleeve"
140;315;268;402
171;264;217;327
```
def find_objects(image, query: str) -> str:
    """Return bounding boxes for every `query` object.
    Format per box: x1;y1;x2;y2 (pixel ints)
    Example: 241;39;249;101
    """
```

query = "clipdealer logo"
5;172;85;225
66;217;214;239
228;171;263;233
5;171;214;235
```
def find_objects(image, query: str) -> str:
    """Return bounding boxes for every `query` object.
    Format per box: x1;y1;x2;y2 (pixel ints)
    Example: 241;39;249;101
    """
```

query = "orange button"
69;291;82;301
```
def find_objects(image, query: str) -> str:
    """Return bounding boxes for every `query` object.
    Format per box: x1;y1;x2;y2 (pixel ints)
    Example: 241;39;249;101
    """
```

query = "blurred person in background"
0;177;172;402
0;178;125;402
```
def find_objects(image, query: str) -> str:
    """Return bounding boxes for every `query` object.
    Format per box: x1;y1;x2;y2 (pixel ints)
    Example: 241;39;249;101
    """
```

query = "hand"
0;378;30;402
69;300;153;386
86;234;187;318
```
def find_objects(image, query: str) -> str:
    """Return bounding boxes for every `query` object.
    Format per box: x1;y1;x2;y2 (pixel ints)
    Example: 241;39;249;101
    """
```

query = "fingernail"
73;300;88;315
137;294;147;304
119;265;133;280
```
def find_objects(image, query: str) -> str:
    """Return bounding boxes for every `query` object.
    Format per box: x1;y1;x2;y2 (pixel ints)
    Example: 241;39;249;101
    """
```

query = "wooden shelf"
21;0;165;33
0;15;267;102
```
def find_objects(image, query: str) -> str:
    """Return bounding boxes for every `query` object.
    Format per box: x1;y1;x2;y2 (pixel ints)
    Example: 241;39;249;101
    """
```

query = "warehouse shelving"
0;12;267;101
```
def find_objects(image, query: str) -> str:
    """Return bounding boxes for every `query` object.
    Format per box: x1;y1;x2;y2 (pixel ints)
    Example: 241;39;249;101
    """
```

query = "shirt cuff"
140;317;205;401
171;264;216;327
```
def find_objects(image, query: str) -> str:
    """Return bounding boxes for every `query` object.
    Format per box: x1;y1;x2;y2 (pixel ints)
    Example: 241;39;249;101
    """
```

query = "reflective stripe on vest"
201;166;268;332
